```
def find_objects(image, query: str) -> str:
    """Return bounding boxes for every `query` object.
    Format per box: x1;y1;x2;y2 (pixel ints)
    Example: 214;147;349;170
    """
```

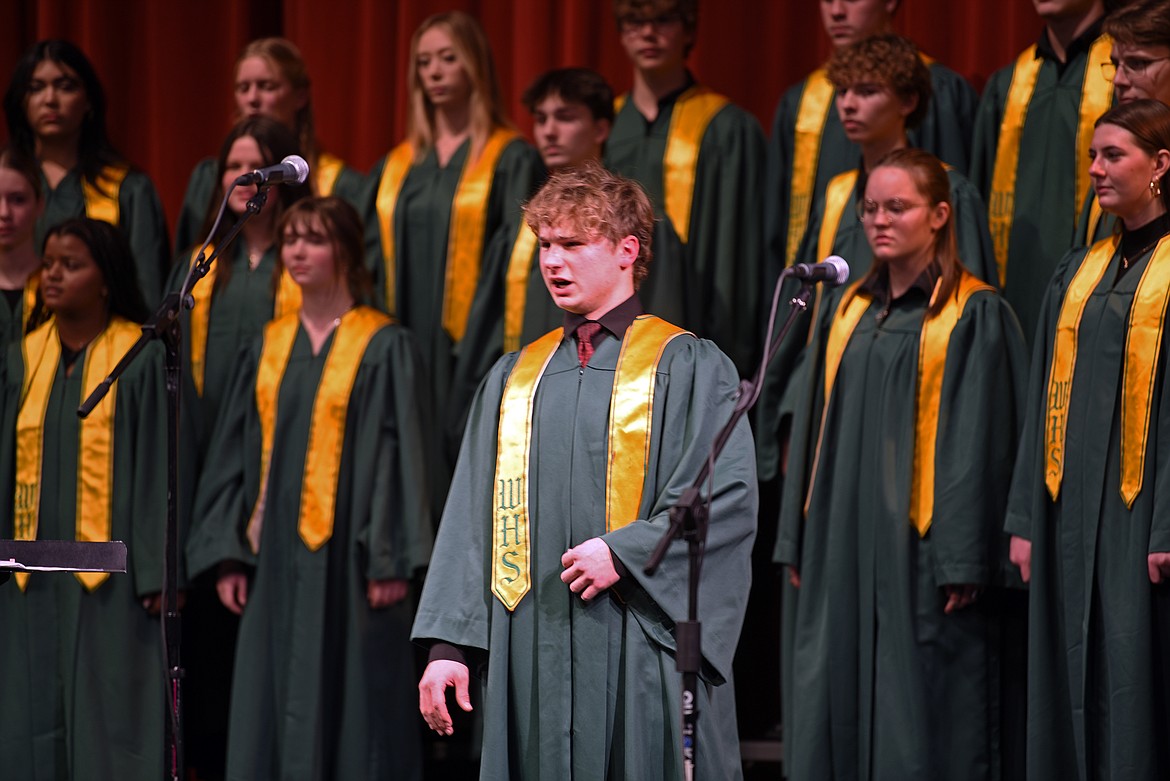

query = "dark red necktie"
576;321;602;367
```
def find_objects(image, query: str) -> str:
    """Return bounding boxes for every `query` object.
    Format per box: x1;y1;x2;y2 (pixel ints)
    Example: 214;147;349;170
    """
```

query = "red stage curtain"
2;0;1043;229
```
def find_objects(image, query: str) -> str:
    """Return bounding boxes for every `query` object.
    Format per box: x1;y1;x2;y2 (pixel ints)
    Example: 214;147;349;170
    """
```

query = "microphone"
234;155;310;187
788;255;850;287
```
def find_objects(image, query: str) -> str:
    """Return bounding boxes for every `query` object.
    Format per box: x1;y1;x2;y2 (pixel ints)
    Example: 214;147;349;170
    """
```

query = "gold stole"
314;151;345;196
1086;192;1104;243
20;273;39;333
187;246;300;396
375;128;519;342
1045;235;1170;507
246;307;391;553
615;87;730;243
989;36;1113;287
81;164;130;225
910;273;995;534
504;223;539;353
14;317;141;590
817;169;859;263
787;68;836;267
806;273;993;535
491;315;689;610
804;169;860;343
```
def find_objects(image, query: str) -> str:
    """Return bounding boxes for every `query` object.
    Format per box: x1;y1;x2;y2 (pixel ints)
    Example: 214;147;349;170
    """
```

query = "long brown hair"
405;11;511;163
858;148;962;317
199;117;311;292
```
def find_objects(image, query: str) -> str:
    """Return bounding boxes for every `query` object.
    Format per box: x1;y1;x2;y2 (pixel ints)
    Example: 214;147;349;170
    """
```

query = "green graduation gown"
1004;239;1170;780
166;242;279;459
185;316;433;781
173;155;366;257
766;61;978;282
777;279;1028;781
970;29;1112;345
0;284;38;347
361;137;541;470
413;329;758;780
605;86;766;376
36;167;170;305
0;337;169;781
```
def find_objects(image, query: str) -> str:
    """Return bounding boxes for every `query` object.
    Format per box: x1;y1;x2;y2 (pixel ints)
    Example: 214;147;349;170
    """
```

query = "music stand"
0;540;127;582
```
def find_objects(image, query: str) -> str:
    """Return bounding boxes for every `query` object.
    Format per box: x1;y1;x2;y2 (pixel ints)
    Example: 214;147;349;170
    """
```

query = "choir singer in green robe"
412;162;758;780
0;218;168;780
4;41;170;304
778;149;1028;781
1007;99;1170;781
186;197;433;780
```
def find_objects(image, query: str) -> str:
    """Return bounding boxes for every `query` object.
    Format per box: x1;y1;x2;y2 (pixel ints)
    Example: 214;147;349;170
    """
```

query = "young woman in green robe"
0;147;47;344
169;116;311;457
362;11;540;484
779;149;1028;781
3;40;170;304
1073;0;1170;248
0;217;168;781
168;116;311;780
1007;99;1170;781
173;37;366;256
186;197;432;781
759;33;997;485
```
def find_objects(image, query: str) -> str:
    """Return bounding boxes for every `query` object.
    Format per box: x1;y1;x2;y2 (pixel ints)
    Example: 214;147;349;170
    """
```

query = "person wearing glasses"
1006;98;1170;781
777;147;1028;781
971;0;1110;346
756;34;995;520
1076;0;1170;245
605;0;765;377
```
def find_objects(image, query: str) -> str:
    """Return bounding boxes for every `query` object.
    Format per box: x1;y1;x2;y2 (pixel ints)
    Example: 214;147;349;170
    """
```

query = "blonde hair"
236;37;316;166
406;11;511;163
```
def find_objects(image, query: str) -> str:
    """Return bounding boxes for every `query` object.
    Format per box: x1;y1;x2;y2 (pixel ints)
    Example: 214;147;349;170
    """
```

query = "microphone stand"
77;185;270;781
643;271;816;780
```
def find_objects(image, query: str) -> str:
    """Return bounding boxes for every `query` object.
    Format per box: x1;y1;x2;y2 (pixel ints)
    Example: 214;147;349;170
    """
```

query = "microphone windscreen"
283;155;310;185
825;255;850;286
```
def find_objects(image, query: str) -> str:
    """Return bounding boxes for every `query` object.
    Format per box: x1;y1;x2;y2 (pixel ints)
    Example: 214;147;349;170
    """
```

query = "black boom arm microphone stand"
76;159;298;781
643;255;848;779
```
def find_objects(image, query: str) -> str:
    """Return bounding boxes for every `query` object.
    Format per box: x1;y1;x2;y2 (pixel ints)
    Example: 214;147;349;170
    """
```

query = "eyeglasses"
856;198;928;222
1101;55;1170;81
619;12;683;34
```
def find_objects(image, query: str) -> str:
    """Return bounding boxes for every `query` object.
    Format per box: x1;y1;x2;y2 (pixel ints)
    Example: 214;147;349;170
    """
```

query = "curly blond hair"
524;161;654;288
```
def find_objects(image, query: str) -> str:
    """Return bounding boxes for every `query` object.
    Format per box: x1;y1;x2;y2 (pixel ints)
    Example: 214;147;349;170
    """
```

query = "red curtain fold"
2;0;1043;228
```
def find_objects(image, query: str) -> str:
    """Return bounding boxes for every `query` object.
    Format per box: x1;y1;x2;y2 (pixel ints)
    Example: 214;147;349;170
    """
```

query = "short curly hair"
827;34;932;130
523;160;654;289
